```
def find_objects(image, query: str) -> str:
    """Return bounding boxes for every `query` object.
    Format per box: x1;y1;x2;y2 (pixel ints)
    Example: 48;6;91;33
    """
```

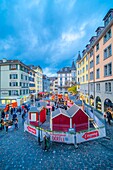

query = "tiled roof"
67;104;79;117
29;106;39;112
52;108;70;118
57;67;71;73
76;51;81;62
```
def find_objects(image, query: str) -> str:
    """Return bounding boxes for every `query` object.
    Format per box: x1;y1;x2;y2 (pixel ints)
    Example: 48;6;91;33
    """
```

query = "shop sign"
82;130;99;140
27;126;36;135
51;134;66;142
1;91;9;95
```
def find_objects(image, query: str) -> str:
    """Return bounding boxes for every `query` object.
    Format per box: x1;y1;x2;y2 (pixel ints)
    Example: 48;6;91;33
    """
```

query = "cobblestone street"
0;114;113;170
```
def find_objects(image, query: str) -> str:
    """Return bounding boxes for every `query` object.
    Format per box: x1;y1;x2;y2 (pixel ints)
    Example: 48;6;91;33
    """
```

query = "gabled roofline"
52;108;70;119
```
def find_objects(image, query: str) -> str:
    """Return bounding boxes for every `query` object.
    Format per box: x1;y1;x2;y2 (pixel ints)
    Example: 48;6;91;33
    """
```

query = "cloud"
0;0;112;77
43;67;57;77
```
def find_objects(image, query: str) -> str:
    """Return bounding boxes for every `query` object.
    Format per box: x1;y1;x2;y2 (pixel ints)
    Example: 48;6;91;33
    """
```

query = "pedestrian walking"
1;118;4;130
12;112;17;122
106;109;112;125
1;110;5;119
5;122;8;133
22;112;25;124
19;107;22;115
10;108;13;115
14;118;18;129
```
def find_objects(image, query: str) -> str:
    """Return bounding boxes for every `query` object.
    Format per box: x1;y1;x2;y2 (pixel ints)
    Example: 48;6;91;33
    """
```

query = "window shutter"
16;74;18;79
16;82;18;86
10;74;11;79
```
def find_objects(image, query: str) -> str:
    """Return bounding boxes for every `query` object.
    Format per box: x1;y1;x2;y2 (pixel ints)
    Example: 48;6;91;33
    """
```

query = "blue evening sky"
0;0;113;76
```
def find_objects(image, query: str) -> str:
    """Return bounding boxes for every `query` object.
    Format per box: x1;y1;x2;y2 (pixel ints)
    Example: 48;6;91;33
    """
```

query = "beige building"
32;66;43;94
76;51;89;103
0;58;30;105
76;9;113;114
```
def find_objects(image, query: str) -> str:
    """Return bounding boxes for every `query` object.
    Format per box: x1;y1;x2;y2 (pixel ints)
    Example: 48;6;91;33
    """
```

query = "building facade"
32;66;43;93
49;77;58;94
76;51;89;103
43;75;50;93
0;59;30;105
57;61;76;94
76;9;113;114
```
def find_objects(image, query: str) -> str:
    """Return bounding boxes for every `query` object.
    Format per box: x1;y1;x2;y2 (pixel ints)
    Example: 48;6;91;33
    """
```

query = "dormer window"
96;43;99;51
9;64;18;70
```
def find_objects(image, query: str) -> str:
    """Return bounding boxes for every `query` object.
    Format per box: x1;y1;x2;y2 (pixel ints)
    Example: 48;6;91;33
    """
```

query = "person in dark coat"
12;112;17;122
5;122;8;133
10;108;13;115
52;105;55;111
1;110;5;119
1;118;4;130
106;109;112;125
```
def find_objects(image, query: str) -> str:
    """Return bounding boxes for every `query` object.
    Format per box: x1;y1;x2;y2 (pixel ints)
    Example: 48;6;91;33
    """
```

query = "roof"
36;101;47;107
71;60;76;70
52;108;70;119
67;104;79;117
76;51;81;62
95;26;104;32
103;9;113;21
29;106;39;112
57;67;71;73
0;59;36;73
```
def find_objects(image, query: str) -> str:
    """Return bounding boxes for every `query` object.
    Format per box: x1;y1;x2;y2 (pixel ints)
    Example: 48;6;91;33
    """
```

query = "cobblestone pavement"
0;114;113;170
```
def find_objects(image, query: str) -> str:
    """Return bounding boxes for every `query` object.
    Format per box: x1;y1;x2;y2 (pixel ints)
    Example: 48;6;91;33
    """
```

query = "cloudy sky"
0;0;113;76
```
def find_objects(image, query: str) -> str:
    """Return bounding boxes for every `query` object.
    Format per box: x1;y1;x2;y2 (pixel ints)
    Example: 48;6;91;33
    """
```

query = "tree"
68;85;77;95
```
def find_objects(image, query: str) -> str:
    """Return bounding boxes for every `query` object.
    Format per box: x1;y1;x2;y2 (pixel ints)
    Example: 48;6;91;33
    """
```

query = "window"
104;34;107;44
90;71;94;80
96;43;99;51
86;65;88;70
96;55;100;65
9;74;18;79
104;63;112;77
9;82;18;86
108;45;112;57
83;76;85;82
90;60;94;68
96;69;100;79
105;82;111;92
83;67;85;73
108;82;111;92
21;74;23;79
108;29;111;39
108;63;112;75
104;48;107;59
90;50;93;57
60;78;62;81
86;55;88;61
9;64;18;70
103;29;112;43
104;44;112;59
9;90;18;96
86;74;88;81
96;83;100;92
20;90;22;95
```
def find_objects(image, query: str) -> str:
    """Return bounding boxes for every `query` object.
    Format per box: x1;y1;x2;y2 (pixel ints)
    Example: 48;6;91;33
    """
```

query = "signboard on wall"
1;91;9;96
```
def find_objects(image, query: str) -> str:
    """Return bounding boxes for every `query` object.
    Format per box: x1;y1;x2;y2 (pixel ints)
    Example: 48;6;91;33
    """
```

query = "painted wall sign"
82;130;99;140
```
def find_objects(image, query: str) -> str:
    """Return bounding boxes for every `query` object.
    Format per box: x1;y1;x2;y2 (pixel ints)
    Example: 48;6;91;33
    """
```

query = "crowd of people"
0;104;29;133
